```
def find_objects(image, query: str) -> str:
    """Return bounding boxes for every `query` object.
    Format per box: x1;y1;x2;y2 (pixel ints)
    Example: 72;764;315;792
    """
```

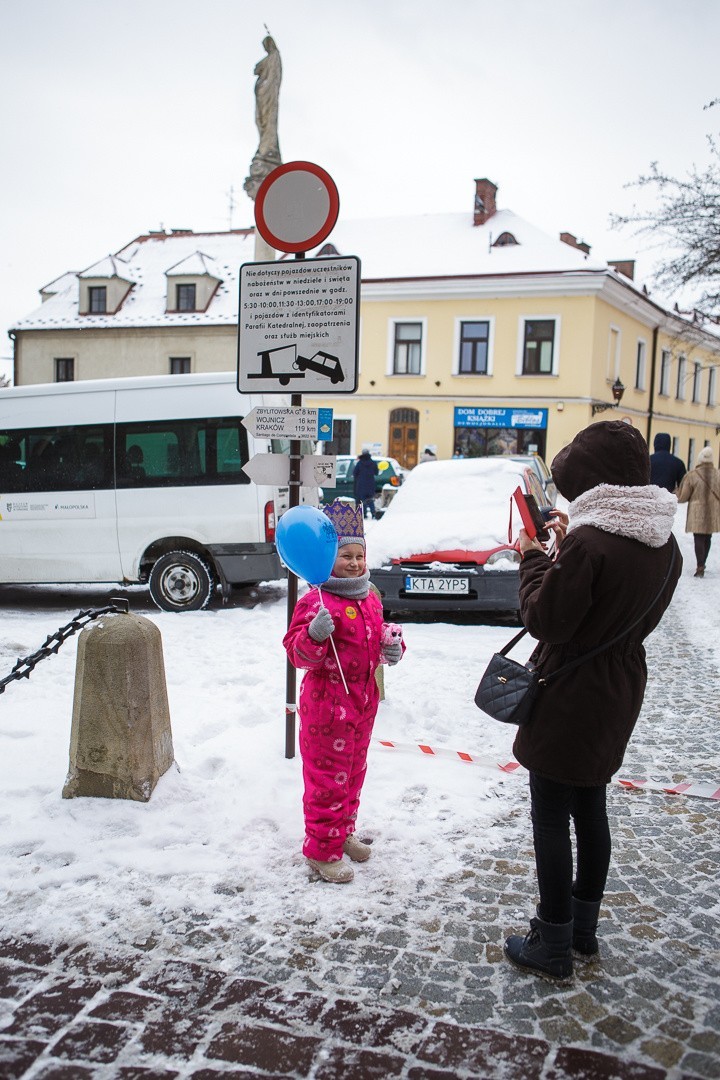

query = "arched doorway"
388;408;419;468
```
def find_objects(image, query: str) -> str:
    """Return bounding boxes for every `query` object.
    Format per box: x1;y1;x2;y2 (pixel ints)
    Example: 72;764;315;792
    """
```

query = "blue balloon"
275;505;338;585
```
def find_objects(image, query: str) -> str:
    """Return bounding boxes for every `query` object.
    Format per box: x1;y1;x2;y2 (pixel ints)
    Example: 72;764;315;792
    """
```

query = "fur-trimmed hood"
567;483;677;548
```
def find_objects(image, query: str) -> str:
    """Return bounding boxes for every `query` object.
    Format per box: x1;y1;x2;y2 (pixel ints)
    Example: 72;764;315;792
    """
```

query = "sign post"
238;162;357;759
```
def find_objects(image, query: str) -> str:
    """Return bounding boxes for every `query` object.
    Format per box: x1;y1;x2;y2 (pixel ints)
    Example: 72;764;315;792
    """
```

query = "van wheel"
149;551;214;612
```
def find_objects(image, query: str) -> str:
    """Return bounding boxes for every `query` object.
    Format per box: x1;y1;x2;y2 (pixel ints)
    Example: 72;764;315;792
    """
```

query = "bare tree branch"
611;104;720;315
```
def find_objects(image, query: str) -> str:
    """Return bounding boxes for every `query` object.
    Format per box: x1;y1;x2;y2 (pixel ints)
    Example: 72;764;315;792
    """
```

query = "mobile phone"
511;486;551;542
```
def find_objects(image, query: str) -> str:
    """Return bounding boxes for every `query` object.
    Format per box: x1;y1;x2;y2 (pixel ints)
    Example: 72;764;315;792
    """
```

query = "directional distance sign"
242;454;336;488
237;256;360;395
242;406;333;441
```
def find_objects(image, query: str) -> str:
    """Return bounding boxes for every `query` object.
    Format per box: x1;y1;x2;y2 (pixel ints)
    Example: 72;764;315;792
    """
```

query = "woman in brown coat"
676;445;720;577
504;421;681;981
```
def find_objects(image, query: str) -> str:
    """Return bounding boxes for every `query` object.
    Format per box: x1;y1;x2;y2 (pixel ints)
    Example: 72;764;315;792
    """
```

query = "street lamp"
591;378;626;416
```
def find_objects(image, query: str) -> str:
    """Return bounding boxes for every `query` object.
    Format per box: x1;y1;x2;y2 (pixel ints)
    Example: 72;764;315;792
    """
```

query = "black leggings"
529;772;611;924
694;534;712;569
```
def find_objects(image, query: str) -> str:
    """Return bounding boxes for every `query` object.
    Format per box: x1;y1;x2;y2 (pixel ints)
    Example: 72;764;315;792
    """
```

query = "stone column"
63;612;174;802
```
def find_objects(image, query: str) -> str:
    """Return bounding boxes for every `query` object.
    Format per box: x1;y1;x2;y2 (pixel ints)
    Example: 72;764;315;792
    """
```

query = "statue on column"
244;34;282;201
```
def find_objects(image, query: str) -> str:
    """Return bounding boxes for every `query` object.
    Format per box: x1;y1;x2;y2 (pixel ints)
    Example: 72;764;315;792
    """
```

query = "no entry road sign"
255;161;339;254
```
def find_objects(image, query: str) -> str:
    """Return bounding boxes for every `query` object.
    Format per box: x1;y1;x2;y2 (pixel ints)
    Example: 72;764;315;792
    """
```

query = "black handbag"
474;629;541;725
475;543;677;726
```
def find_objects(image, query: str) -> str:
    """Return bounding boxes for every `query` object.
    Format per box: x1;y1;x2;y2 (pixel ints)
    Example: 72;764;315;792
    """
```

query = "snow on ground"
0;514;714;961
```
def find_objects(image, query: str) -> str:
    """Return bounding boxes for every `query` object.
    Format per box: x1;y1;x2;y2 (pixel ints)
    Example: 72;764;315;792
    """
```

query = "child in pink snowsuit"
283;501;405;883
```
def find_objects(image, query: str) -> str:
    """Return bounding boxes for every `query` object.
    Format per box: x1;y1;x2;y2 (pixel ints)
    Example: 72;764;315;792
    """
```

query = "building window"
393;322;423;375
708;366;717;406
458;321;490;374
676;356;687;400
492;232;518;247
692;362;702;403
176;283;197;312
88;286;107;314
672;436;681;456
323;418;352;456
659;350;671;396
688;437;695;469
607;326;621;380
170;357;192;375
522;320;555;375
54;357;74;382
635;340;647;390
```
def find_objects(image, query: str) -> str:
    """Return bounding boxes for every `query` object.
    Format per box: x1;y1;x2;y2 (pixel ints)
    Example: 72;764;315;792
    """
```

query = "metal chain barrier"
0;598;129;695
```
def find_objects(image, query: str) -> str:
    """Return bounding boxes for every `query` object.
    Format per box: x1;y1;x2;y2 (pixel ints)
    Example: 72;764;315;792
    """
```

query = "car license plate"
405;576;469;594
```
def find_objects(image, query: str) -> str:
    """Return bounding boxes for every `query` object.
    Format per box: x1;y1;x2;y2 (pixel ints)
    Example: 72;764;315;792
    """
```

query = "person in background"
504;420;681;981
676;445;720;577
649;432;686;493
420;447;437;463
283;501;404;884
353;449;379;518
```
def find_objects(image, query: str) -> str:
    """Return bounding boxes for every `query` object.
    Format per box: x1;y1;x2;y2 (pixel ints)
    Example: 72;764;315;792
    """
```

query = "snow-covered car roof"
366;457;535;568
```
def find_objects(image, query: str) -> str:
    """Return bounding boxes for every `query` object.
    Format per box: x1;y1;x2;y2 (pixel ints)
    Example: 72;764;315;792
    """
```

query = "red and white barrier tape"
373;739;720;801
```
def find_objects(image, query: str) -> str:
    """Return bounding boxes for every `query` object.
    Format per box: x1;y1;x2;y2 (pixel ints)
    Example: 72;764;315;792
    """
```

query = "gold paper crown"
323;500;365;547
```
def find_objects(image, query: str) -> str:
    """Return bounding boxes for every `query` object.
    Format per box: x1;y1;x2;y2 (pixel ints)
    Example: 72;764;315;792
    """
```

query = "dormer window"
78;255;134;315
493;232;518;247
165;251;222;314
88;286;107;313
176;283;197;312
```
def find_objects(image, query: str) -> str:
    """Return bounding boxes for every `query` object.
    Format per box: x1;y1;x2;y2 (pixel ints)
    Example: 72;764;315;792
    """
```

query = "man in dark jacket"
649;432;686;492
504;421;681;982
353;450;379;518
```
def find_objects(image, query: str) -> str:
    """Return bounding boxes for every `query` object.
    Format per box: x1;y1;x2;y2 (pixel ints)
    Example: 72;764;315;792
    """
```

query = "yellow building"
9;178;720;468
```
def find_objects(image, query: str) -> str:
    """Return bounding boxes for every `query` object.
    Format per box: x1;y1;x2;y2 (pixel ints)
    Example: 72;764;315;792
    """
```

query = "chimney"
474;178;498;226
560;231;591;255
609;259;635;280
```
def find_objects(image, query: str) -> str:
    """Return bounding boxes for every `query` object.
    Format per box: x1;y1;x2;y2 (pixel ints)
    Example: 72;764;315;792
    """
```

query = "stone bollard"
63;611;174;802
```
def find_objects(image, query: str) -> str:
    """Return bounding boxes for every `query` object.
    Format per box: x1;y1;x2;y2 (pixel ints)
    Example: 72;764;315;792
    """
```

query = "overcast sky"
1;0;718;381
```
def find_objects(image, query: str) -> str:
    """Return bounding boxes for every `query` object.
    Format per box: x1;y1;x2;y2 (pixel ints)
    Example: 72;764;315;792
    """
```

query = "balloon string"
316;585;349;695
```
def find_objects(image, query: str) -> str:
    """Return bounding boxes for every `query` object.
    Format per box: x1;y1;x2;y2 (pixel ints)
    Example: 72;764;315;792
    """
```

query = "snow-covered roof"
10;211;630;333
165;250;221;278
78;254;135;282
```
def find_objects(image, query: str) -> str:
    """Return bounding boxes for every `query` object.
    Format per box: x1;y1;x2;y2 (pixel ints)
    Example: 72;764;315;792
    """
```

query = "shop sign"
454;407;548;430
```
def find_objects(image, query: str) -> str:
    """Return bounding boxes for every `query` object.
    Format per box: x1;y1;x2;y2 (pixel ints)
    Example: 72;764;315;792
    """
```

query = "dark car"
323;454;407;513
367;457;554;619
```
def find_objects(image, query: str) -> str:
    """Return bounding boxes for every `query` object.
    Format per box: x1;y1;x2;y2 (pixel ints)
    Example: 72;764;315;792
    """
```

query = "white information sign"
242;454;336;488
242;406;333;441
237;257;360;394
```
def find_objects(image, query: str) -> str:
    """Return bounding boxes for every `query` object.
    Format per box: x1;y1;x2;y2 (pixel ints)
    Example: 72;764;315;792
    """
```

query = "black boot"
504;909;573;981
572;897;601;957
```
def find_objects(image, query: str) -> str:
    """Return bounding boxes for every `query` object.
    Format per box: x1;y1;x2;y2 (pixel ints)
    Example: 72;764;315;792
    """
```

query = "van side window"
0;425;111;493
116;418;249;487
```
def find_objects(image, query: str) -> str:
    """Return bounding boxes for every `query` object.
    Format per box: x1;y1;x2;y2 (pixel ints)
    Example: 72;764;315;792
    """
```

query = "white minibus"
0;372;296;611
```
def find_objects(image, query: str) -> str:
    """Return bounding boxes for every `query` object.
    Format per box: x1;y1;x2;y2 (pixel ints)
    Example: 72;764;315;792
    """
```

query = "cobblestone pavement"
1;610;719;1079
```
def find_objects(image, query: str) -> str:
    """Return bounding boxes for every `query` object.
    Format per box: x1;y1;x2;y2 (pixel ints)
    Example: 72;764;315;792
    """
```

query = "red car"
367;456;554;619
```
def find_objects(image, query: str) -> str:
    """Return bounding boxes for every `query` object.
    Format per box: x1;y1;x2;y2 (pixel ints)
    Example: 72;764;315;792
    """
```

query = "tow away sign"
242;406;333;441
237;257;360;394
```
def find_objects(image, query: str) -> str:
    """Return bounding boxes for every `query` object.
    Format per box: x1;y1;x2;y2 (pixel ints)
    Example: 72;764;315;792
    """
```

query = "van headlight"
485;549;521;567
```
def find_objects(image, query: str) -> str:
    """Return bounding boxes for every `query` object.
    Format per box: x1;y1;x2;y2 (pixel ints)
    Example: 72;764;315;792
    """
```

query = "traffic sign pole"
245;163;344;759
284;250;306;760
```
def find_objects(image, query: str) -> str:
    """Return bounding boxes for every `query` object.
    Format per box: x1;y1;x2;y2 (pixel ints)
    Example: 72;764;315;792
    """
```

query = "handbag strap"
500;541;677;683
696;468;720;503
